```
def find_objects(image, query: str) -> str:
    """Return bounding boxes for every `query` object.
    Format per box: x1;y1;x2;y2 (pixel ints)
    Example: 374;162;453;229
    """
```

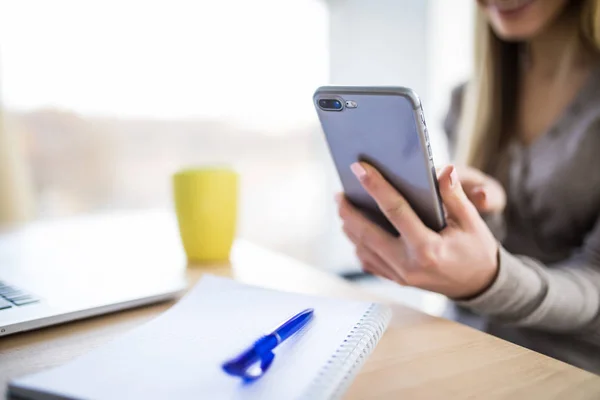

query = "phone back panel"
314;86;445;234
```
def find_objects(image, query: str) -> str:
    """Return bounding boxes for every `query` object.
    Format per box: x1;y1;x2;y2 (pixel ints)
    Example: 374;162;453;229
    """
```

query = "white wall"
327;0;429;91
317;0;474;272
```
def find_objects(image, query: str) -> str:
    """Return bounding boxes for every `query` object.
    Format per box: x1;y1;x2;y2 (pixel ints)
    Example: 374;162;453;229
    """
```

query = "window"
1;0;473;275
0;0;330;265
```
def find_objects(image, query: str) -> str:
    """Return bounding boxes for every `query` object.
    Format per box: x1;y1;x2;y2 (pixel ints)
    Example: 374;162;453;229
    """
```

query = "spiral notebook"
9;275;391;400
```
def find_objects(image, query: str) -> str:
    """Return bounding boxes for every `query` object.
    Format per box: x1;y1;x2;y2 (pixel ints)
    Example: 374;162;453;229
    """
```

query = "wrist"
455;245;500;301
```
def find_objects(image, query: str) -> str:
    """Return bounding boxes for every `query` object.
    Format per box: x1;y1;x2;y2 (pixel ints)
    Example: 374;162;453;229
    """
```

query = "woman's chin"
483;0;572;42
491;25;542;41
487;12;549;41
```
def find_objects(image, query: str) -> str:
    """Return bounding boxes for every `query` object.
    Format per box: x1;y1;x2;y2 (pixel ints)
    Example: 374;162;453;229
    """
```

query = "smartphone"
313;86;446;235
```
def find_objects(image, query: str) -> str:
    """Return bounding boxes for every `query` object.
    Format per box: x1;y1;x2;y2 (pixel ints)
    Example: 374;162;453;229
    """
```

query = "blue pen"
222;308;314;382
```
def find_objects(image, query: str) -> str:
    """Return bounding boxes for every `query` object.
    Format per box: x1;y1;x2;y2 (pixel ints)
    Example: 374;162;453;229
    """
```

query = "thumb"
437;165;480;228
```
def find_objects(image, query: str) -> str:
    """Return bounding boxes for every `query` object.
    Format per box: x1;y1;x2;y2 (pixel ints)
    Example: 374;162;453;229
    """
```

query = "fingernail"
449;166;458;188
351;163;367;181
479;191;489;211
334;193;343;204
477;188;487;203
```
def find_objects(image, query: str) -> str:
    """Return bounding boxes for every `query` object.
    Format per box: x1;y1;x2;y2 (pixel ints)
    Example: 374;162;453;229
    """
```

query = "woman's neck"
527;7;592;79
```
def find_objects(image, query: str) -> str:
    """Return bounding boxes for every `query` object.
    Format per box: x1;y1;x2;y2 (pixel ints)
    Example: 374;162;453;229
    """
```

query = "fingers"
350;162;434;245
439;165;506;214
462;181;506;214
343;227;406;284
472;184;506;214
354;245;400;282
337;195;407;283
364;261;406;284
468;186;488;212
454;166;487;187
337;195;398;257
437;165;480;229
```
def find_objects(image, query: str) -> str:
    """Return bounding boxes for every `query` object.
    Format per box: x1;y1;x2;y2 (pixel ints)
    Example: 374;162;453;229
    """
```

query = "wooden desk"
2;212;600;399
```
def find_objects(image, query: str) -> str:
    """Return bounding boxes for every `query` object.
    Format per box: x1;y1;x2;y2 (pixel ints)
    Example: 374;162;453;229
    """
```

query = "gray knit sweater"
444;66;600;373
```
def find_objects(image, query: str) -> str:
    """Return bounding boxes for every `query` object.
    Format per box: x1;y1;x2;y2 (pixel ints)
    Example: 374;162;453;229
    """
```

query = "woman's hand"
337;163;499;299
450;166;506;214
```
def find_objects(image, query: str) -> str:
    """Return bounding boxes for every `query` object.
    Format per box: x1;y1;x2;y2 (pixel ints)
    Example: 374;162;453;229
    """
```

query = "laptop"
0;211;187;337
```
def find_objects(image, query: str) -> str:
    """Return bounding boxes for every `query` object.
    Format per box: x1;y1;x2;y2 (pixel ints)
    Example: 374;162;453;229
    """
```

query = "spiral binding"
300;303;392;400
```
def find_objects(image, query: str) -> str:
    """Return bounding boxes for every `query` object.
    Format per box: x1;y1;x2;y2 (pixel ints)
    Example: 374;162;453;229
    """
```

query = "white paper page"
11;275;372;400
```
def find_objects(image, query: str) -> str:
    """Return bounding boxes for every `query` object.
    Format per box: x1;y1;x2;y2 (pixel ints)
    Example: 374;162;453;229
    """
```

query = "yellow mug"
173;168;238;263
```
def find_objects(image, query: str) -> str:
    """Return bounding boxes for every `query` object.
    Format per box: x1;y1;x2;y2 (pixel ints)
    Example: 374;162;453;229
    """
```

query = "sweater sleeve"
457;213;600;346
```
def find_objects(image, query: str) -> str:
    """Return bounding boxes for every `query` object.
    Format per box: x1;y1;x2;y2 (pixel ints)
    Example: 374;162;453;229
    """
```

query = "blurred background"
0;0;473;310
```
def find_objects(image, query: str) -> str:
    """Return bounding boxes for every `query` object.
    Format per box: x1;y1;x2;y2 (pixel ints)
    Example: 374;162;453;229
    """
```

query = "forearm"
457;247;600;345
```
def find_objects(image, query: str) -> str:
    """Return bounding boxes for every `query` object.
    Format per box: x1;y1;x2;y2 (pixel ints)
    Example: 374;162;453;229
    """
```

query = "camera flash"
345;100;358;108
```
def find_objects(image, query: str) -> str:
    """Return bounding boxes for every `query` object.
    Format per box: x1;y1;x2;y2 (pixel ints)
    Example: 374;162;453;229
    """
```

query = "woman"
336;0;600;372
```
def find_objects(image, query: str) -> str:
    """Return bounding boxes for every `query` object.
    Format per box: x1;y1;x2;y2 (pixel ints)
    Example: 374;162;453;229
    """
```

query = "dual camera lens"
318;99;343;111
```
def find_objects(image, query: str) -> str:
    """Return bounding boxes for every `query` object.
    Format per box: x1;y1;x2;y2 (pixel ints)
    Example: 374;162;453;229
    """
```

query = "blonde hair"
457;0;600;170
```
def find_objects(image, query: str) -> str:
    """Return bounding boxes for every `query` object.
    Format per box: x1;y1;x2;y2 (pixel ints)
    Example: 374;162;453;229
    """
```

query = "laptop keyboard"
0;281;40;310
